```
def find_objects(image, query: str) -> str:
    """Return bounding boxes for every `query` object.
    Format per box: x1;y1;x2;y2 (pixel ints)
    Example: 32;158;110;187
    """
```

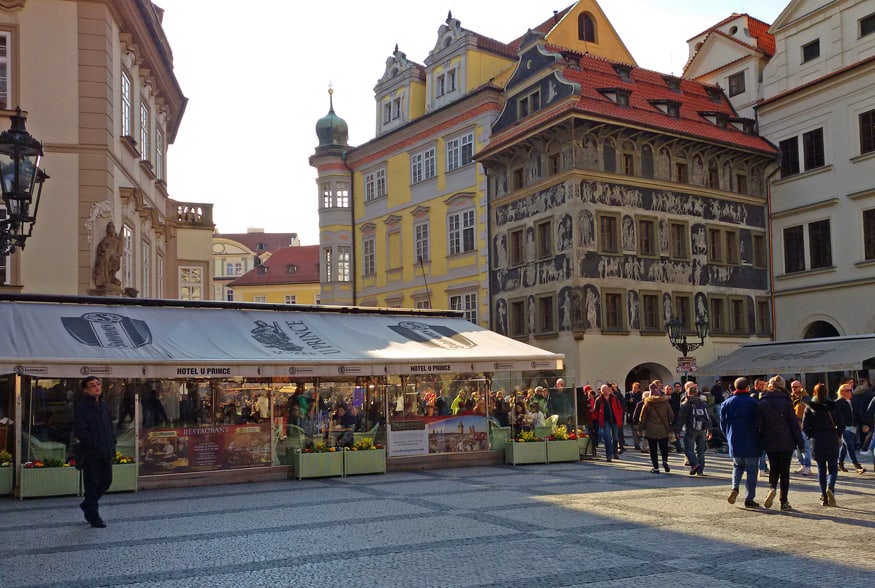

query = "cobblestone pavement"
1;450;873;588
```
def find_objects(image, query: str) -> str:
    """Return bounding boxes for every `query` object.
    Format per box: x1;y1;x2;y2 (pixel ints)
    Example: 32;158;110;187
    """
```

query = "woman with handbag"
638;381;675;473
802;383;843;506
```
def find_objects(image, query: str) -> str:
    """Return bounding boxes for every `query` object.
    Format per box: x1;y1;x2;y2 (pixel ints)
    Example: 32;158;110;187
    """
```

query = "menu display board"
139;422;272;475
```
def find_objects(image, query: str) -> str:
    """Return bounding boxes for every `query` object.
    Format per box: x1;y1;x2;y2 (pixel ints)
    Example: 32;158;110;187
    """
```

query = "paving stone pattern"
0;450;873;587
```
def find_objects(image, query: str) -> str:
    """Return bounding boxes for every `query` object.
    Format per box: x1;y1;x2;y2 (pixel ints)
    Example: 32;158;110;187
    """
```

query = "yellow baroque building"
310;1;634;326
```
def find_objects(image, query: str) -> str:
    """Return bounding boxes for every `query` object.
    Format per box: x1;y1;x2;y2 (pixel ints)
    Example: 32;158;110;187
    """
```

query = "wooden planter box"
547;439;580;463
343;448;386;476
0;466;11;496
293;450;344;480
108;463;138;493
505;441;547;465
19;466;80;498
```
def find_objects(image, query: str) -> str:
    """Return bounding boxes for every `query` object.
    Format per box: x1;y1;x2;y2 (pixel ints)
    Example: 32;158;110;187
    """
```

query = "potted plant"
343;438;386;476
546;426;579;463
109;451;138;493
0;450;12;496
505;430;547;465
19;458;81;498
293;443;344;479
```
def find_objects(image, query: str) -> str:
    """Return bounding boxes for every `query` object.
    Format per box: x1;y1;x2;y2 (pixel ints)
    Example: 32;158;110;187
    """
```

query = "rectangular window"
756;298;771;335
382;102;391;124
141;241;151;298
447;69;456;92
512;168;525;190
727;71;745;97
122;224;133;289
254;296;267;303
448;209;475;254
0;32;10;109
670;222;688;260
509;228;524;266
414;222;429;262
783;225;805;273
729;297;747;334
140;103;150;161
411;148;436;183
638;218;656;256
860;109;874;154
321;183;332;208
323;248;333;282
808;219;832;269
284;295;297;305
779;137;800;177
536;220;552;258
155;127;165;180
121;70;132;137
641;293;660;331
802;128;824;170
864;209;875;261
547;153;560;175
510;299;527;337
675;162;688;183
598;213;620;254
156;255;164;298
802;39;820;62
735;174;748;195
537;295;554;333
364;169;386;201
450;293;478;324
862;13;875;37
392;97;401;119
725;229;740;265
709;297;726;334
415;300;431;310
708;227;723;264
446;132;474;171
178;266;203;300
752;233;767;268
603;292;624;330
336;182;349;208
436;73;445;97
674;294;692;330
226;289;234;302
622;153;634;175
363;238;375;275
518;90;541;118
338;246;351;282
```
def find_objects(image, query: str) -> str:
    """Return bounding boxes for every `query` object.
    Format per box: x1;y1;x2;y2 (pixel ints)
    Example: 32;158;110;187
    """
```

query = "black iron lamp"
0;107;48;256
665;311;709;357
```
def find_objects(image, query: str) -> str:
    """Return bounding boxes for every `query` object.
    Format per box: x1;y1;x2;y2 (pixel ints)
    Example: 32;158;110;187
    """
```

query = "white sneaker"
800;466;811;475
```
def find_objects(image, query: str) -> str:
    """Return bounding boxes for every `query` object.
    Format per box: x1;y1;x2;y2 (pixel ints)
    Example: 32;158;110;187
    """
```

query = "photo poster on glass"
388;415;489;457
353;386;365;408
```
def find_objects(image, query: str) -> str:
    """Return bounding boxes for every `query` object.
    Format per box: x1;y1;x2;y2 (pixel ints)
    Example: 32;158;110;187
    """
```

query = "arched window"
578;13;596;43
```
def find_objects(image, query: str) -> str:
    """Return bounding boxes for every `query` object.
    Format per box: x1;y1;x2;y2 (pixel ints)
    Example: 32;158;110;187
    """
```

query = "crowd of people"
576;374;874;511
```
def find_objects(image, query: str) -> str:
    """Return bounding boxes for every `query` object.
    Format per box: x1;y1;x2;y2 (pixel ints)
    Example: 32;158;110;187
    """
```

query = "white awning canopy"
0;296;564;379
698;335;875;376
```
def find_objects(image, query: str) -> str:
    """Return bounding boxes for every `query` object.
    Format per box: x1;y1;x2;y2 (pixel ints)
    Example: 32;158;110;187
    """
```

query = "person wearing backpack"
676;381;711;476
754;375;804;511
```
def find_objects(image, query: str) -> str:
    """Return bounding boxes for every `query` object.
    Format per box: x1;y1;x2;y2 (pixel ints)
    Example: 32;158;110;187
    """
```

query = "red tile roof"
747;16;776;56
485;51;775;155
216;232;300;255
228;245;320;287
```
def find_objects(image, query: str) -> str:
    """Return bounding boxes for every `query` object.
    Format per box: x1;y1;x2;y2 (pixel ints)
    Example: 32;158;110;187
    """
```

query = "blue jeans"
601;422;618;459
839;428;860;466
758;452;768;471
815;457;838;495
732;456;760;501
684;430;707;470
796;430;812;467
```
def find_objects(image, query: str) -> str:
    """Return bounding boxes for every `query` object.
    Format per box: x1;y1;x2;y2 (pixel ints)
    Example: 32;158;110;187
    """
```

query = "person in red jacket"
593;384;624;462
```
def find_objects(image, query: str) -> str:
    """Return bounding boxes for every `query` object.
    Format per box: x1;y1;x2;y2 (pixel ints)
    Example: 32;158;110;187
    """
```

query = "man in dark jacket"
73;376;116;528
676;381;711;476
754;375;804;511
720;377;763;508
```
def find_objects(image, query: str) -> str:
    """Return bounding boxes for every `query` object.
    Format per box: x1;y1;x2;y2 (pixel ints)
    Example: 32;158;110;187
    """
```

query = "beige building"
211;230;301;301
0;0;212;299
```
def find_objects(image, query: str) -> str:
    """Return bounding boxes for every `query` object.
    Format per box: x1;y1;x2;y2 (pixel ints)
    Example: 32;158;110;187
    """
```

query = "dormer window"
578;12;597;43
382;102;391;124
730;118;757;135
256;242;267;251
700;111;728;128
257;265;268;275
705;87;723;102
612;64;633;82
518;90;541;118
649;99;680;118
286;264;298;274
392;97;402;120
598;88;631;106
663;75;681;92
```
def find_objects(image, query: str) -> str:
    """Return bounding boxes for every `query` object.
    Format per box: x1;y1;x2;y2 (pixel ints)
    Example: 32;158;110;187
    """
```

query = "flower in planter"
112;451;134;465
514;430;541;443
0;450;11;466
549;425;570;441
352;438;377;451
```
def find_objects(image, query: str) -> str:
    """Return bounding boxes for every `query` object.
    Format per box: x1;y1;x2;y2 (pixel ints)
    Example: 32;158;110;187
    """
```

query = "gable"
771;0;831;33
544;0;637;65
684;34;765;80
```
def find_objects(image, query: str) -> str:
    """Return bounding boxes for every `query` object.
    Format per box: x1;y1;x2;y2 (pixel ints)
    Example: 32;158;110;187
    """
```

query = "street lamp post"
665;312;709;381
0;107;48;256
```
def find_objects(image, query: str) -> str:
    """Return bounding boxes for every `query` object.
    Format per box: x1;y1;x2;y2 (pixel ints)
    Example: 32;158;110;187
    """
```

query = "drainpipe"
765;164;781;341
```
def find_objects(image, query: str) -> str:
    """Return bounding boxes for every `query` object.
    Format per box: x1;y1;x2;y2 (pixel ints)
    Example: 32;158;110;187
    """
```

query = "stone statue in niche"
628;290;640;330
528;295;536;334
495;299;507;335
91;221;124;294
622;215;635;251
559;286;573;331
585;286;600;330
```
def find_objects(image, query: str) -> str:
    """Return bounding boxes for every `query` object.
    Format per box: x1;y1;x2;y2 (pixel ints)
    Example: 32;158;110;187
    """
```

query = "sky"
156;0;790;245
